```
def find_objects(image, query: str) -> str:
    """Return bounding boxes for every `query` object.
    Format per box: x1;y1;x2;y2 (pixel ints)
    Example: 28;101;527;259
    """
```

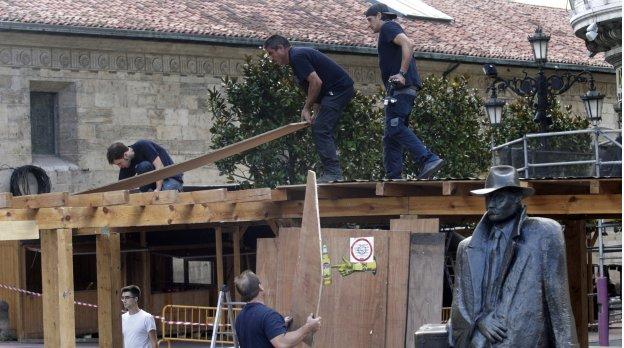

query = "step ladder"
211;284;245;348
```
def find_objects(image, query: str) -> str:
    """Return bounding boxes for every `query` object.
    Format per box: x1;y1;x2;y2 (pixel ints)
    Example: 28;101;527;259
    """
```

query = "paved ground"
588;323;622;348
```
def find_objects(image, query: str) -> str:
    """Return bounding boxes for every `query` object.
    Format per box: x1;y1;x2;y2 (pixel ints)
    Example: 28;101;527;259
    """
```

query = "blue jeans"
383;94;438;179
312;86;355;175
135;161;183;192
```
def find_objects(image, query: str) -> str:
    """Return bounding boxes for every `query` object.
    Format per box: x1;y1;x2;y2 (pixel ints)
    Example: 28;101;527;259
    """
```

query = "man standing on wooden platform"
107;140;183;192
234;270;321;348
121;285;158;348
365;3;444;180
264;35;354;183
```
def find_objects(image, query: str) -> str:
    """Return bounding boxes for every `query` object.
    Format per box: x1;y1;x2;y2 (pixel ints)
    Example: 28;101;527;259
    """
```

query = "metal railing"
492;127;621;178
158;304;243;347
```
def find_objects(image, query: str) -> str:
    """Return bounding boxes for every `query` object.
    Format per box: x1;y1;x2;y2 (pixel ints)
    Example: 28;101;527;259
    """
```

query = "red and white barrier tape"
0;283;216;327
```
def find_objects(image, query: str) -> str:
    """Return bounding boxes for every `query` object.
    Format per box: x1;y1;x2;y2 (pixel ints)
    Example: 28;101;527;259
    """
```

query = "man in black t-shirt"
264;35;355;182
234;270;321;348
365;3;444;180
106;140;183;192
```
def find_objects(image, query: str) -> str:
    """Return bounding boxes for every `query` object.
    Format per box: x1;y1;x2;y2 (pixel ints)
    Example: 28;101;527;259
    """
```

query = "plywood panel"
290;171;322;346
0;241;22;337
405;233;445;348
0;221;39;241
316;229;389;348
275;227;300;315
390;218;439;234
385;231;411;348
255;238;278;308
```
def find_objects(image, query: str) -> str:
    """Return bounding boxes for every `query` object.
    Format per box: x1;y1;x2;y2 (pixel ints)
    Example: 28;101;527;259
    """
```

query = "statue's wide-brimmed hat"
471;165;535;197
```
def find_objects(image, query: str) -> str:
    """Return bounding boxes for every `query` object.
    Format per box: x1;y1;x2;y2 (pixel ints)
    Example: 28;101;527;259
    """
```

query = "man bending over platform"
107;140;183;192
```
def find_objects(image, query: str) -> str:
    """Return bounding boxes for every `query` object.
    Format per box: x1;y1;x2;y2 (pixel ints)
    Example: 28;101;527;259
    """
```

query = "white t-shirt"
122;309;157;348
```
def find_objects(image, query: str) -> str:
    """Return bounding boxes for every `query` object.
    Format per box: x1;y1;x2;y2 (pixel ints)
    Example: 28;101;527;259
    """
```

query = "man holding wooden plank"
235;270;321;348
107;140;183;192
264;35;354;183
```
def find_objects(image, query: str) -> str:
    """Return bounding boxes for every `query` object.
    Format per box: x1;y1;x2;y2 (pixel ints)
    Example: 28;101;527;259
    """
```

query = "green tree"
208;54;384;188
409;75;491;178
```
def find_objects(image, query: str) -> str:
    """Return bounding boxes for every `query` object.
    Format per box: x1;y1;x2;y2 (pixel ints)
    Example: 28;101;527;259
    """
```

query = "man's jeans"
312;86;355;176
135;161;183;192
383;93;438;179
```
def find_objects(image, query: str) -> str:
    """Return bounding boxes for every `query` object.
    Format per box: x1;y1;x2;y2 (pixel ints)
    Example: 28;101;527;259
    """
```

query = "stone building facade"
0;31;618;193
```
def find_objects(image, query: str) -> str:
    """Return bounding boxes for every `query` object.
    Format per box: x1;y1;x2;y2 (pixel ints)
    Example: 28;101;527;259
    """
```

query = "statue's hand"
476;313;507;343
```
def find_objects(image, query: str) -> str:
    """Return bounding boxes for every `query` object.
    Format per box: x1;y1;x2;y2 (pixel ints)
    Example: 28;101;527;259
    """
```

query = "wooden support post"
40;229;75;348
564;220;588;348
96;231;123;348
140;232;152;312
233;226;242;301
215;226;224;288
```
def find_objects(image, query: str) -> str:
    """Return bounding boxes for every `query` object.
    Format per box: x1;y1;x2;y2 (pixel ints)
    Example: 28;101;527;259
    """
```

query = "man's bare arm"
270;314;321;348
152;156;164;191
301;72;323;123
392;33;414;74
149;329;158;348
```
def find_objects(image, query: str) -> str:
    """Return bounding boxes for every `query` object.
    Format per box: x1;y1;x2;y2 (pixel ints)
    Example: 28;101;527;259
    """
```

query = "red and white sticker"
349;237;374;263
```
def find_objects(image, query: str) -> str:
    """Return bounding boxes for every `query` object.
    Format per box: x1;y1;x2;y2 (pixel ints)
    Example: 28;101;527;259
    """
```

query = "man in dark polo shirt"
365;3;444;180
234;270;321;348
264;35;355;182
106;140;183;192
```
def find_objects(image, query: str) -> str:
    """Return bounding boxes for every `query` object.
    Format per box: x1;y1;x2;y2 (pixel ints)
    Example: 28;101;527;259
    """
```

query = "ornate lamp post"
483;27;605;133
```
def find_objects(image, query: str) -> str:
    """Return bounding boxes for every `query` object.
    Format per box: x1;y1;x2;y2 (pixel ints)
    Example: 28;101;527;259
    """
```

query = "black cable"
9;165;51;196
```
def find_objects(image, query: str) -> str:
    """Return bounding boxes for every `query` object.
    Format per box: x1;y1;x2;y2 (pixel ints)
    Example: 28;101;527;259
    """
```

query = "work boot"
317;172;343;183
417;158;444;179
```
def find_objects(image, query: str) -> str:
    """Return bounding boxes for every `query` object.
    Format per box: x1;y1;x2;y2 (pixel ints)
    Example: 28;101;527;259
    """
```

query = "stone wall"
0;31;617;193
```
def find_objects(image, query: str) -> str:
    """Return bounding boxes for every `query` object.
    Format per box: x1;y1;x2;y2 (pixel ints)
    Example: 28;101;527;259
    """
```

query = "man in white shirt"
121;285;158;348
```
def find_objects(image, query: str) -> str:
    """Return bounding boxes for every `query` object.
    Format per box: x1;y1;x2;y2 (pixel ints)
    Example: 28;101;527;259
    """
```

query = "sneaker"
417;158;444;179
317;173;343;183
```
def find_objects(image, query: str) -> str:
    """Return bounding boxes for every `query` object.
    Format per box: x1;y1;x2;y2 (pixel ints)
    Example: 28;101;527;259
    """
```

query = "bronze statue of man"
450;165;578;347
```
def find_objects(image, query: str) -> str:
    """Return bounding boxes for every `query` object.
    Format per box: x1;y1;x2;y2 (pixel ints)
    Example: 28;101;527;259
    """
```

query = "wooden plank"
66;193;104;207
564;220;588;348
0;221;39;240
385;230;411;348
96;232;123;348
270;189;289;202
11;192;68;209
376;182;442;197
442;181;483;196
0;241;23;340
102;190;129;206
226;188;272;203
390;218;439;234
233;226;242;301
291;171;322;346
215;226;224;287
190;189;227;203
0;192;12;208
79;122;309;194
255;238;278;308
41;229;75;348
128;190;179;205
406;232;445;348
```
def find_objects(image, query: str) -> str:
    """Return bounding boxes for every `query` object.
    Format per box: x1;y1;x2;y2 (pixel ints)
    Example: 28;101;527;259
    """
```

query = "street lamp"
483;27;605;133
484;88;505;126
581;80;605;126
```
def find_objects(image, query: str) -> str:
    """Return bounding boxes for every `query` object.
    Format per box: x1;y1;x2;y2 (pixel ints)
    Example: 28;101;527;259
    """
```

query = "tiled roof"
0;0;610;67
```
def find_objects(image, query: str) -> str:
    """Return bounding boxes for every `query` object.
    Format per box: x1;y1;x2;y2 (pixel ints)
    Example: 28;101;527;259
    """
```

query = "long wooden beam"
79;122;308;194
0;194;619;230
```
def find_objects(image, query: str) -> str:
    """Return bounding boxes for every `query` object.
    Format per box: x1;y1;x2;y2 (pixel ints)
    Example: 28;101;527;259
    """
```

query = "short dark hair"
234;270;261;302
121;285;141;298
263;35;291;50
107;142;129;164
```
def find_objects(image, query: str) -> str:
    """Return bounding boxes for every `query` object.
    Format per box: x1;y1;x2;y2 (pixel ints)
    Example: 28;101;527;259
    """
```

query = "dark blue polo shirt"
288;47;354;101
118;140;183;183
377;21;422;90
235;302;287;348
